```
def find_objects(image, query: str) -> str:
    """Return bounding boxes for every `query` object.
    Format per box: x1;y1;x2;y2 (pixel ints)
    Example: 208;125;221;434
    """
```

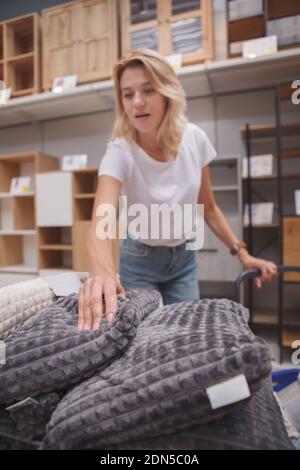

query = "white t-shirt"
98;122;217;247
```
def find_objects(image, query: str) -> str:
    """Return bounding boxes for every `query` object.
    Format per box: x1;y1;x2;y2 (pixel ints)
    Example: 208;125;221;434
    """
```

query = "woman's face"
120;65;167;137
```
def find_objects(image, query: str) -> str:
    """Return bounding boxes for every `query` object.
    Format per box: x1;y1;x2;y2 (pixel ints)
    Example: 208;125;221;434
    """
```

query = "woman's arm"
197;166;277;287
86;175;121;276
78;175;125;330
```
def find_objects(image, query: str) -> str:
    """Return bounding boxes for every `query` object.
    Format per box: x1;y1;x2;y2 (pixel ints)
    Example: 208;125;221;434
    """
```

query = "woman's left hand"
238;252;278;289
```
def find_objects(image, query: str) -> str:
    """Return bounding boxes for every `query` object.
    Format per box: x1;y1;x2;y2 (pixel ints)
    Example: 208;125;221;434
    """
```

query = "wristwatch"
230;241;247;256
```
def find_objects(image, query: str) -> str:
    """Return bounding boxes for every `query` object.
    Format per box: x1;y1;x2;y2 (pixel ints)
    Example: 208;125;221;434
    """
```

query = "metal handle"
234;265;300;303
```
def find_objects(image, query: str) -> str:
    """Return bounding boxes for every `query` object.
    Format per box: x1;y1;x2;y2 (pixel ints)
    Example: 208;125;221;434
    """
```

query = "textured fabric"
0;289;162;404
105;379;294;450
42;298;272;450
120;235;199;304
0;272;90;339
99;123;217;247
0;393;62;447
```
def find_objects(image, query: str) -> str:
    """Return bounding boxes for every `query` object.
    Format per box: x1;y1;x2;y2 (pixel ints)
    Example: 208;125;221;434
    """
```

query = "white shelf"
0;230;36;235
0;192;35;198
0;264;38;274
0;48;299;128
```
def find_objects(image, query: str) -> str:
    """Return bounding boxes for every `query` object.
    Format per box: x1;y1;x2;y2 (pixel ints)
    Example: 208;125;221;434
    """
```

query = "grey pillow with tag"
42;298;272;449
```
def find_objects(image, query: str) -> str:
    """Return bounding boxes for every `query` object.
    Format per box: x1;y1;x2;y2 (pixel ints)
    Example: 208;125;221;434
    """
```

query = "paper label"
206;374;251;410
43;272;81;297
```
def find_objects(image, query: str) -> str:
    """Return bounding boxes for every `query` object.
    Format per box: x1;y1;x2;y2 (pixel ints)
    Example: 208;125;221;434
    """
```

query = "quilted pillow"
0;289;161;404
0;272;90;339
105;379;294;450
42;298;272;450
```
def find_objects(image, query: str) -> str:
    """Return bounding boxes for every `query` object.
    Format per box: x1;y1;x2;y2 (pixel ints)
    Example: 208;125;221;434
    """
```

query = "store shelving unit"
198;155;242;297
121;0;213;66
42;0;118;91
1;13;41;96
0;152;59;285
226;0;300;58
242;79;300;360
0;45;300;128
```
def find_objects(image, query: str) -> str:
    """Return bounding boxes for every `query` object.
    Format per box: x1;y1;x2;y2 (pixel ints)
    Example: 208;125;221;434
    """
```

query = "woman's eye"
144;88;154;94
123;93;133;99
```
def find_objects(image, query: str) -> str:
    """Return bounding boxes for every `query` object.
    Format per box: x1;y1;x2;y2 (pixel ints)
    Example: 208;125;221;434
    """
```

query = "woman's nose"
133;92;145;107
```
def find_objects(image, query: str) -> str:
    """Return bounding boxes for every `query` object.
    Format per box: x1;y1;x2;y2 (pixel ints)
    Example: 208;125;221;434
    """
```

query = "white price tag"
43;272;81;297
206;374;251;410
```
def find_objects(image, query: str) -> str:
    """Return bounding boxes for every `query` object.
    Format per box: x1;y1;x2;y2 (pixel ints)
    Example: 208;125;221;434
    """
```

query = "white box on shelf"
243;36;277;59
10;176;32;194
52;75;78;93
244;202;274;226
242;154;274;178
36;172;73;227
0;86;12;105
295;190;300;215
62;155;88;171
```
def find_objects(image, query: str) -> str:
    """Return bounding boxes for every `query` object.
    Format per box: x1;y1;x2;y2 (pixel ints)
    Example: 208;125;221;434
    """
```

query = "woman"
77;49;277;331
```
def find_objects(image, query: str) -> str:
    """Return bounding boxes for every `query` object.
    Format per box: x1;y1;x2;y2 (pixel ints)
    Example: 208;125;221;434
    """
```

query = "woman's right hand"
77;274;126;331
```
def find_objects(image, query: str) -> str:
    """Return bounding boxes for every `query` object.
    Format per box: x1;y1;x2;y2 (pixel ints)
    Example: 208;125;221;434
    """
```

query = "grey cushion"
0;393;61;448
0;289;161;404
42;298;272;450
106;379;294;450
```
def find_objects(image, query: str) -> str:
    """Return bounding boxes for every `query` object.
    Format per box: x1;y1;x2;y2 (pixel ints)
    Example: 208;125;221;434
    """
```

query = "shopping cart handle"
234;265;300;303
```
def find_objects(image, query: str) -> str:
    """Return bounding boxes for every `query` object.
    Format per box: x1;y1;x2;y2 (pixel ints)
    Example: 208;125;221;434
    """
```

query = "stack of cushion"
0;278;294;450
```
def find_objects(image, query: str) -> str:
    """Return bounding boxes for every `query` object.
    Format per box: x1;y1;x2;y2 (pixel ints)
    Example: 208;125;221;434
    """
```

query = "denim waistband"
126;234;194;252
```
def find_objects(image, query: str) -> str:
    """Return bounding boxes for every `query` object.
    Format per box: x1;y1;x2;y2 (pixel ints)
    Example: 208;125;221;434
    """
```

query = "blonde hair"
111;49;187;161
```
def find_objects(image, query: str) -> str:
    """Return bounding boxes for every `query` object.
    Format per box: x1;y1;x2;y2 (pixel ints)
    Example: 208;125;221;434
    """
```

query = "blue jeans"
119;236;199;305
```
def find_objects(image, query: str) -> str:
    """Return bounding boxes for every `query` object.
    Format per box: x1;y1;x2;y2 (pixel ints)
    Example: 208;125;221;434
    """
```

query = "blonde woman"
77;49;277;331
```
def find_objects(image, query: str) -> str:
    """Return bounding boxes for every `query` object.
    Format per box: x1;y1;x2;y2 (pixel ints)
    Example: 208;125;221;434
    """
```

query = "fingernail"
108;313;113;324
93;322;99;330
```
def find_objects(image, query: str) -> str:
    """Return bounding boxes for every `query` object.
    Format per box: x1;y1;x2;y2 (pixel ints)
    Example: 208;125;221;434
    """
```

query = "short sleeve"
193;125;217;168
98;139;133;183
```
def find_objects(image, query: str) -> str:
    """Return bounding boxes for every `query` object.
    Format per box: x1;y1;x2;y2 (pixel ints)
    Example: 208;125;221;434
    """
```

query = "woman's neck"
136;132;166;161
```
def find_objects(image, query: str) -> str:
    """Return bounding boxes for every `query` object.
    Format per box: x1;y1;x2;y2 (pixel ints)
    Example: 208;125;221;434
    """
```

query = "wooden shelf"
39;244;73;251
227;0;300;57
267;0;300;20
2;13;40;97
241;123;300;139
283;218;300;282
280;149;300;159
252;309;300;328
6;52;34;63
252;309;278;326
0;230;36;235
0;47;300;128
0;192;35;198
0;152;58;278
282;329;300;348
228;14;265;43
74;193;96;199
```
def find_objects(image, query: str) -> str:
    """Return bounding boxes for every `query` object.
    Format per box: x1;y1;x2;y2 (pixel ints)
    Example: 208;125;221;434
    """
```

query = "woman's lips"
135;113;151;120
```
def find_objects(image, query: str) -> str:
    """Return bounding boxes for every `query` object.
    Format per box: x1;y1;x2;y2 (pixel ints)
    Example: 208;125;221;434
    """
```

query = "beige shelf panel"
252;309;278;326
282;329;300;348
74;193;96;199
3;13;41;96
283;217;300;282
241;123;300;139
40;244;73;251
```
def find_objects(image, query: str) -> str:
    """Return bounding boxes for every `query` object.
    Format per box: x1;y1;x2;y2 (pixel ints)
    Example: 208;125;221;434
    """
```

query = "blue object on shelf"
272;369;300;392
